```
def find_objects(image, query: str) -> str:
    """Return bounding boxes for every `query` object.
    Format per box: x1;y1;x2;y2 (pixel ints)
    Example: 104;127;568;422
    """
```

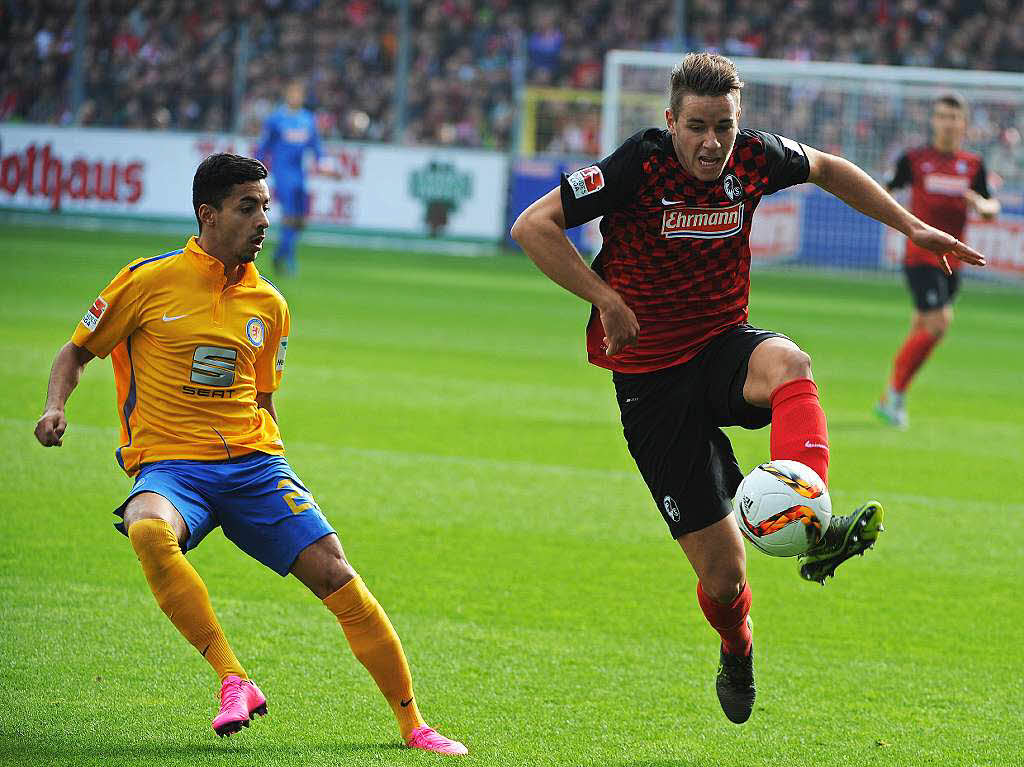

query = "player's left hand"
34;408;67;447
909;224;986;275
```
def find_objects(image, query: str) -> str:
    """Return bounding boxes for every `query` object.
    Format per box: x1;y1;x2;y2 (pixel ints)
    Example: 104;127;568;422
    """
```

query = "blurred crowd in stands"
3;0;1022;171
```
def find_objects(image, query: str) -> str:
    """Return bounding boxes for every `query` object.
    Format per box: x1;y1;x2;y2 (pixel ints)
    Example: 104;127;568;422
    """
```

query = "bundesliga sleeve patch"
275;337;288;372
567;166;605;199
80;296;108;332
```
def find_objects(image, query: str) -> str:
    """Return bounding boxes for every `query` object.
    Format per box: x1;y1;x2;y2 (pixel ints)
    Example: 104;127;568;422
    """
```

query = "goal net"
601;51;1024;279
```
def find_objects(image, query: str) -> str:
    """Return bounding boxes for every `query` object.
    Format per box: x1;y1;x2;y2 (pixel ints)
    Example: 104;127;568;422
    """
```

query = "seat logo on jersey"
81;296;108;332
661;202;744;239
190;346;237;387
567;166;604;199
723;174;743;201
245;317;266;348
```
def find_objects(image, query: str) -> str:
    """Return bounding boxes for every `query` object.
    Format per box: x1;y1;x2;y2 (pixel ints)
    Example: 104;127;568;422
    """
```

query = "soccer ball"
733;460;832;557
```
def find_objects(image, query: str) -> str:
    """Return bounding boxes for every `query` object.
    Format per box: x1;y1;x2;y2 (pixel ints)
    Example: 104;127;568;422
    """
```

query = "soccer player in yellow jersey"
33;153;467;756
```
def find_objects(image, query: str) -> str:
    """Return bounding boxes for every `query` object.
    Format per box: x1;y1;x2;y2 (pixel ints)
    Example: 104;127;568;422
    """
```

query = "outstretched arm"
35;341;95;446
805;147;986;275
510;188;639;356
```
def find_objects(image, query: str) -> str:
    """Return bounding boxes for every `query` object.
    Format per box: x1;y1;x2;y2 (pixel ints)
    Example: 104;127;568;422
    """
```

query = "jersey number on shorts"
278;479;317;514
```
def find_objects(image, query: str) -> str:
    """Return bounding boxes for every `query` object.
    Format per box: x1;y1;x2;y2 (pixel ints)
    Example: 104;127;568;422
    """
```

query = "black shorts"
612;325;787;539
904;265;960;311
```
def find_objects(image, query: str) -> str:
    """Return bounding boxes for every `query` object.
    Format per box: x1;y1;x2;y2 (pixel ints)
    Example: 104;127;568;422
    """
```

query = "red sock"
769;378;829;486
697;581;752;657
890;329;940;393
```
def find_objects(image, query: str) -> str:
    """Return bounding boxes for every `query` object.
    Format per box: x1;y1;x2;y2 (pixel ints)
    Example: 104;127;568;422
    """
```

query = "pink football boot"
211;675;268;737
405;725;469;755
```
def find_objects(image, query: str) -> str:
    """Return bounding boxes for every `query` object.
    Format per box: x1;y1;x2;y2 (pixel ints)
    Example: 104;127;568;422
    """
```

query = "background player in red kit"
511;53;986;726
876;93;1000;428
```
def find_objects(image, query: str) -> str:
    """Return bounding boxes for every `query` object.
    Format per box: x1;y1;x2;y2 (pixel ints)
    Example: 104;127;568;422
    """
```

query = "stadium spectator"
2;0;1023;158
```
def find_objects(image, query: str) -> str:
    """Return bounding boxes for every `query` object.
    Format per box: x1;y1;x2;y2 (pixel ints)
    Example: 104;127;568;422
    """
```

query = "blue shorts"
274;179;308;218
114;452;334;575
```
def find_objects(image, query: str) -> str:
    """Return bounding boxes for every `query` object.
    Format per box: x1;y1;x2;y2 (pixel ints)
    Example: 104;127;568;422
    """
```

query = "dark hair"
935;92;968;112
192;153;268;232
669;52;744;116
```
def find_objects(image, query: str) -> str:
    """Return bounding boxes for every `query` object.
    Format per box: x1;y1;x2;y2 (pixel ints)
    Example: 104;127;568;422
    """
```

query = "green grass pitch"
1;224;1021;767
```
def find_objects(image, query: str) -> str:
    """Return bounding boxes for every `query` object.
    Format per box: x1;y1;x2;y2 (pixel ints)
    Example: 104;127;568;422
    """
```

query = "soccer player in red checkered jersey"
511;53;986;725
876;93;1000;429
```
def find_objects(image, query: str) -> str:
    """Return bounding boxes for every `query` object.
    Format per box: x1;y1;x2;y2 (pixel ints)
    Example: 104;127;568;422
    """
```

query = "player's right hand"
598;294;640;357
34;408;67;447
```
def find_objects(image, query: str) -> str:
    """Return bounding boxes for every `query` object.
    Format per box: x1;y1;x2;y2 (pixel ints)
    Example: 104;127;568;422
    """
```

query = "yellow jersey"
71;236;289;475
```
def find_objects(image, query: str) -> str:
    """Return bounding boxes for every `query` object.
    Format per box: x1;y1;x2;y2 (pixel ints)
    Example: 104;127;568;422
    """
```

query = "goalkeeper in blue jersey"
256;79;334;276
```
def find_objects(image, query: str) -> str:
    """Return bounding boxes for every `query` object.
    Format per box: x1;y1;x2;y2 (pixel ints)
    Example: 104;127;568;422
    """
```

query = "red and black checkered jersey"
888;146;989;270
561;128;809;373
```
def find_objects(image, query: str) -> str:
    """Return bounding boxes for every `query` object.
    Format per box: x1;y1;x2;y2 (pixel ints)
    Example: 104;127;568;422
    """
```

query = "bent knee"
122;494;188;546
761;347;813;396
746;341;814;406
778;347;812;382
293;537;358;599
701;568;746;604
923;316;950;338
320;561;357;597
916;307;952;337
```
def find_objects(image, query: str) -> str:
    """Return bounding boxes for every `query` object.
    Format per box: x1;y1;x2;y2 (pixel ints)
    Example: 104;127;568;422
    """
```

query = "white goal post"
601;51;1024;276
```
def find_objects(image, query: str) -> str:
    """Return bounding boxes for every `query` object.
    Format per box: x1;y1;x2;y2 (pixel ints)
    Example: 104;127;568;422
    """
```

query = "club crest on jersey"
723;174;743;201
245;317;266;347
567;165;604;199
81;296;108;332
663;495;681;523
661;201;744;239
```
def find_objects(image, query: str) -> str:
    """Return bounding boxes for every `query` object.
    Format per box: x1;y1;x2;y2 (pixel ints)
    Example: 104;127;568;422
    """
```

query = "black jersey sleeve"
746;130;811;195
971;160;991;198
560;130;647;228
888;153;912;191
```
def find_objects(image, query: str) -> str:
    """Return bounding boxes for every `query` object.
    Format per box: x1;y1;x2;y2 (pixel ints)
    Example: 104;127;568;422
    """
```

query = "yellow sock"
128;518;245;682
324;576;426;739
